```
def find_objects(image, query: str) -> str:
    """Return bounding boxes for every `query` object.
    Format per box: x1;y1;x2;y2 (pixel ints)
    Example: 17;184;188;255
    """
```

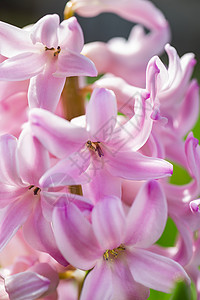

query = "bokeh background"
0;0;200;58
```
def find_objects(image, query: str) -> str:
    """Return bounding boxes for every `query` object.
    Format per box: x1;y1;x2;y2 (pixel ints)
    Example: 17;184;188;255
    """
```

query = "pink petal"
169;216;193;266
0;79;29;102
54;50;97;77
5;271;50;300
158;44;196;105
80;260;112;300
0;92;28;138
39;150;91;188
74;0;168;30
52;202;101;270
86;88;117;142
58;17;84;53
127;248;190;293
30;14;59;48
17;124;50;186
0;185;27;208
106;150;173;180
82;169;121;204
176;80;199;137
28;62;66;112
114;95;153;152
124;180;167;248
92;74;150;118
29;108;88;158
0;135;23;186
29;263;59;298
0;52;45;81
185;132;200;182
41;190;93;222
111;258;150;300
92;196;126;251
0;22;33;57
0;192;33;251
23;200;68;266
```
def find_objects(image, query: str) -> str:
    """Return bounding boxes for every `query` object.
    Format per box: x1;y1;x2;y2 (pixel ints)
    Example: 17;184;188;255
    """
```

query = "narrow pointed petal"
5;271;50;300
74;0;168;30
128;248;190;293
58;17;84;52
169;217;193;266
28;64;66;112
92;197;126;250
17;124;50;186
124;180;167;247
54;50;97;77
29;263;59;298
185;132;200;182
176;80;199;137
0;193;33;251
30;14;59;48
29;108;88;158
80;261;112;300
86;88;117;142
0;52;45;81
53;202;101;270
0;185;27;208
106;150;173;180
114;95;153;152
23;200;68;266
0;22;33;57
0;135;23;186
111;259;150;300
39;150;90;188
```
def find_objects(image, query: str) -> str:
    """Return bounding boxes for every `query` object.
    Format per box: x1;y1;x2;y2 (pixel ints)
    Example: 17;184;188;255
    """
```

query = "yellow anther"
103;244;125;261
86;140;104;157
45;46;61;57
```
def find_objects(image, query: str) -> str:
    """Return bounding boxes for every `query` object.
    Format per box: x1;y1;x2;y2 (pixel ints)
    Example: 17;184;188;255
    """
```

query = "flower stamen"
103;244;125;261
86;140;104;157
28;185;41;195
45;46;61;56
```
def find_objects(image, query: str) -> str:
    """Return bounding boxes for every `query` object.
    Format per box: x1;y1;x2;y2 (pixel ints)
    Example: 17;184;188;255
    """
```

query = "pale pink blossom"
0;15;97;112
0;129;92;265
83;23;169;87
53;180;189;299
68;0;168;30
29;87;173;188
73;0;170;86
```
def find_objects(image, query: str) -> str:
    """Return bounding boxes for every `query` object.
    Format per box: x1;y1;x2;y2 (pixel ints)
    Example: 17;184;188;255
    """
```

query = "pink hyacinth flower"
73;0;170;86
29;87;173;188
52;180;190;299
68;0;168;30
0;15;97;112
0;130;76;266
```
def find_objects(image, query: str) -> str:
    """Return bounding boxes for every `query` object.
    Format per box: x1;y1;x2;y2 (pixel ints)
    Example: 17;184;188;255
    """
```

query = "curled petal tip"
190;200;200;213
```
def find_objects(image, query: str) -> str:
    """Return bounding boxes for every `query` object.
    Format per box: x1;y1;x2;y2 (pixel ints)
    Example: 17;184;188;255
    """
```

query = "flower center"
103;244;125;261
86;140;104;157
28;185;41;195
45;46;61;56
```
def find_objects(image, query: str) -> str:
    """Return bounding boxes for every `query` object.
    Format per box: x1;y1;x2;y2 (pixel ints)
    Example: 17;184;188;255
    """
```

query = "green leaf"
170;280;192;300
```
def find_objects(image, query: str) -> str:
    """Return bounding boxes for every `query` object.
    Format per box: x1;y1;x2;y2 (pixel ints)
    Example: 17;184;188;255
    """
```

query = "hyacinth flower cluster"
0;0;199;299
